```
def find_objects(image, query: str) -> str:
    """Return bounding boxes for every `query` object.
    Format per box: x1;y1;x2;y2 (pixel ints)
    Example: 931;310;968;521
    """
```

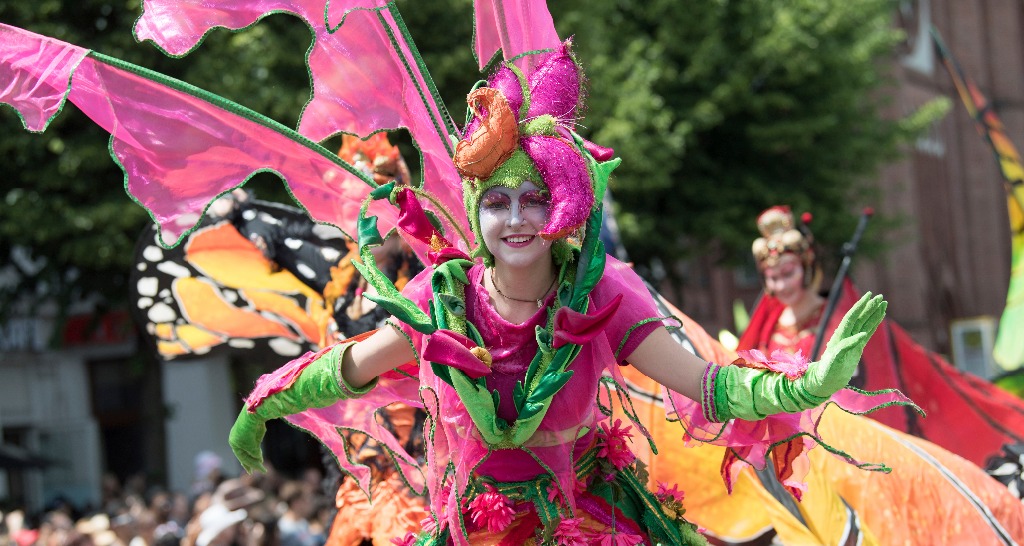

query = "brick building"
677;0;1021;373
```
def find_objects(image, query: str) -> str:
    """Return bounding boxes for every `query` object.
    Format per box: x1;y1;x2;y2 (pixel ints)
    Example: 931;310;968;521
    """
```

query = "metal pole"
810;208;874;361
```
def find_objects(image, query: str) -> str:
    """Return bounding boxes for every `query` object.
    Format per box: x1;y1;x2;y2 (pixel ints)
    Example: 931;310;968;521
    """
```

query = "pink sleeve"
591;257;671;364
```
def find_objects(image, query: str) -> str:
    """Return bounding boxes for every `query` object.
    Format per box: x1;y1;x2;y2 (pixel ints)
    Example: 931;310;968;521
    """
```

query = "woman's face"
478;181;551;268
763;253;806;306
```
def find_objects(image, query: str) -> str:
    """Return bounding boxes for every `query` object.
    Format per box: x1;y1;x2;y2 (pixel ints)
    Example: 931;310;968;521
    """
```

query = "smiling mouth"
502;235;535;247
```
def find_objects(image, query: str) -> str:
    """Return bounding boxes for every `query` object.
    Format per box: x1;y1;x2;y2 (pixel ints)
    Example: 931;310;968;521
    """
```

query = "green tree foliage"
550;0;942;271
0;1;315;314
0;0;937;315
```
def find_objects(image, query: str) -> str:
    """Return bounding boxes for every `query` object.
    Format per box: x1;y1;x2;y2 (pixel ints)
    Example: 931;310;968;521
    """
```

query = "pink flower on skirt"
554;517;588;546
597;419;636;470
655;482;685;504
466;485;515;533
595;531;645;546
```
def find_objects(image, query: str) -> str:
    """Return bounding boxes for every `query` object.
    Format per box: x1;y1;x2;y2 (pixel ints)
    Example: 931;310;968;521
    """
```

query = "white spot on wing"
297;263;316;279
143;246;164;262
229;339;256;349
137;277;159;297
148;303;177;323
156;262;191;278
269;338;302;356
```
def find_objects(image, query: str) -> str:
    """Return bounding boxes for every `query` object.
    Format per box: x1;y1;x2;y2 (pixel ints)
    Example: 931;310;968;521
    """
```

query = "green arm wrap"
713;364;830;422
709;293;887;422
229;342;375;473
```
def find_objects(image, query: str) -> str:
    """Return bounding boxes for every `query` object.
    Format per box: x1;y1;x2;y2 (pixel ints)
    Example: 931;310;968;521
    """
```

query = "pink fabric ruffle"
245;345;335;411
553;293;623;349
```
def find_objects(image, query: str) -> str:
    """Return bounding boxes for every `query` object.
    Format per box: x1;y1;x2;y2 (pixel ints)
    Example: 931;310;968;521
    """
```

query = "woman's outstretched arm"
627;327;707;402
230;321;416;473
627;293;886;422
342;322;418;388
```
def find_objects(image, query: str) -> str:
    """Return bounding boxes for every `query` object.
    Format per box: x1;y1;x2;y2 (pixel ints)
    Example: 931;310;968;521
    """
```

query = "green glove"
708;293;886;422
229;341;376;473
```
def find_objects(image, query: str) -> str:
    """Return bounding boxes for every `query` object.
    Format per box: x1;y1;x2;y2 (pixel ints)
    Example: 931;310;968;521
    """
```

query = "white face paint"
763;253;806;307
478;181;551;269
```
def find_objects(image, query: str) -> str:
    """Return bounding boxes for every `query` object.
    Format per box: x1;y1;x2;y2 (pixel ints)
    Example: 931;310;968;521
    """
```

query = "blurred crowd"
0;452;337;546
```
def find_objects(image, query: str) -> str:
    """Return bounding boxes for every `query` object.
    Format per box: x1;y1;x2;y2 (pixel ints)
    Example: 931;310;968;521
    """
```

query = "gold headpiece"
751;206;819;289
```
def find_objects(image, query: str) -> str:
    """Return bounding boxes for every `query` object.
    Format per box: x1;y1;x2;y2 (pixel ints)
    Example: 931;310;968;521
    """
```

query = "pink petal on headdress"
394;188;468;264
525;45;580;127
521;135;593;239
487;64;525;119
555;126;614;161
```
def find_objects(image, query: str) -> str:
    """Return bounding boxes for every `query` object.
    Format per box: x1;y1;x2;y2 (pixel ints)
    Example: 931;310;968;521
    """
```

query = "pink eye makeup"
519;190;550;209
480;192;512;210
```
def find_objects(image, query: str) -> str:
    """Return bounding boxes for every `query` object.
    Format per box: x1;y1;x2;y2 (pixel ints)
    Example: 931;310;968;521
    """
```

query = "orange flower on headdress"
453;87;519;180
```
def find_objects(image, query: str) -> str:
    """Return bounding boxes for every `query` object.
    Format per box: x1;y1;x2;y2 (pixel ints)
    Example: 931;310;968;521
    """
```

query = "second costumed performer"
228;44;906;545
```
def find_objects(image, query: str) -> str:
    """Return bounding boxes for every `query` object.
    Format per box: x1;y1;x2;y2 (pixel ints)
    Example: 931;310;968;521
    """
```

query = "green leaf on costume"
450;369;504;445
513;381;526;412
357;215;384;248
529;371;574;405
354;259;435;334
572;208;606;307
371;180;396;200
590;157;621;204
466;321;485;345
424;209;445;233
434;259;472;286
430;363;453;387
437;293;466;316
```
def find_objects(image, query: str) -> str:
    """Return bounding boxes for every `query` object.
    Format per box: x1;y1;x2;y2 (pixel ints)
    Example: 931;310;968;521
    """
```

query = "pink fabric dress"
392;259;674;544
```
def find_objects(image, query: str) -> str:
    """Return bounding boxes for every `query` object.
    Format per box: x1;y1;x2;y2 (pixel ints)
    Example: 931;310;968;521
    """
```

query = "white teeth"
505;236;532;243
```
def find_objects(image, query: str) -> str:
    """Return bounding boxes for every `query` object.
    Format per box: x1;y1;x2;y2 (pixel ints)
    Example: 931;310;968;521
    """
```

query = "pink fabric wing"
285;373;426;496
0;24;398;246
135;0;471;252
0;24;88;131
78;59;395;246
134;0;385;56
473;0;561;73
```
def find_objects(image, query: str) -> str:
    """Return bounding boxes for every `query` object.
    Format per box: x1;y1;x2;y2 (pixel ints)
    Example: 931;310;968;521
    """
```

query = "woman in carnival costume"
0;4;911;544
734;205;1024;544
743;206;826;356
229;46;902;545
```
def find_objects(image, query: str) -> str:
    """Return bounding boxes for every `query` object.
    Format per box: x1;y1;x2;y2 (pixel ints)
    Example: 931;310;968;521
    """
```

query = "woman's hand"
801;293;886;398
229;410;268;474
715;293;887;422
227;324;416;473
